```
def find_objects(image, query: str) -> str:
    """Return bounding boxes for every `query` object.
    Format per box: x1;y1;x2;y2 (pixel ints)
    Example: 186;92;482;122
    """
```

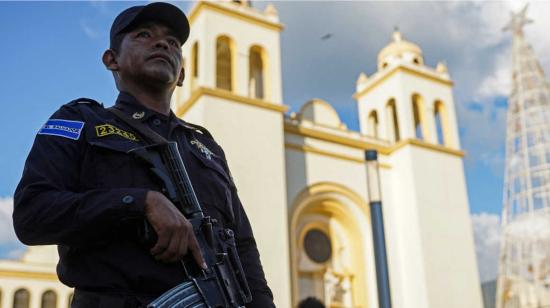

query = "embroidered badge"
38;119;84;140
95;124;139;141
132;111;145;119
191;139;214;160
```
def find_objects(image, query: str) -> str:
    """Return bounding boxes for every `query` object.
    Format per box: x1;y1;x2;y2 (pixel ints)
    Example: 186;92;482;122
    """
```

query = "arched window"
192;42;199;78
434;100;449;146
41;290;57;308
13;289;30;308
412;94;426;140
386;99;400;142
368;110;379;138
216;36;233;91
249;45;265;99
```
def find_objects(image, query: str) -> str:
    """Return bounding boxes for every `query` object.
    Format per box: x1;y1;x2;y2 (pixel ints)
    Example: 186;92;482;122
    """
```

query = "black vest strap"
107;107;168;145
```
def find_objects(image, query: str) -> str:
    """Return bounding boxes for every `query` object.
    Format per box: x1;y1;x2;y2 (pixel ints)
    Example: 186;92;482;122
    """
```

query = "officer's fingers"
158;232;181;262
151;229;172;256
178;229;189;259
189;234;207;269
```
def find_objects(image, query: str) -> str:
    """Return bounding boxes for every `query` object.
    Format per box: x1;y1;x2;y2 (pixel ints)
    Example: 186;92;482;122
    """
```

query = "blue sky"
0;1;509;213
2;1;548;281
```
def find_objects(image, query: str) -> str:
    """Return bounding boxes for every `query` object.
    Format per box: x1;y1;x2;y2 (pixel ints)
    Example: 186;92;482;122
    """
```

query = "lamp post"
365;150;392;308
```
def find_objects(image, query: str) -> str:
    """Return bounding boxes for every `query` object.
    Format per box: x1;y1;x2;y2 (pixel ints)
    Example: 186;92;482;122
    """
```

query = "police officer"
13;3;274;307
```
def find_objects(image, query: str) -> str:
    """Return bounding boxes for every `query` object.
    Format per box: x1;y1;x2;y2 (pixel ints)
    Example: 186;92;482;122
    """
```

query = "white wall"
183;95;291;307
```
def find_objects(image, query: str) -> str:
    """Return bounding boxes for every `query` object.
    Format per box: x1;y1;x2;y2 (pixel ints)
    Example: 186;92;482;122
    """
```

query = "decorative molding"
284;122;465;158
353;65;454;100
0;270;58;281
285;142;392;169
392;138;465;157
175;87;288;117
284;123;392;154
188;1;284;32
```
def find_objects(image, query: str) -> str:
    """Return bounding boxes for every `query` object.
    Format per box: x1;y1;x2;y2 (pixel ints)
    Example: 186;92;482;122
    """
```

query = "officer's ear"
176;67;185;87
102;49;119;71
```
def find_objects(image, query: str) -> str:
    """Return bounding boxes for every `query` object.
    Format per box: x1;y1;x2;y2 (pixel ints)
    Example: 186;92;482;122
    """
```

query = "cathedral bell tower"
354;30;483;307
356;29;460;147
172;1;291;307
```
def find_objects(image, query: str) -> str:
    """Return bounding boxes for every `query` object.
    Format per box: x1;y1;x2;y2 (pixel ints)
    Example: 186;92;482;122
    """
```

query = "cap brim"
123;2;190;45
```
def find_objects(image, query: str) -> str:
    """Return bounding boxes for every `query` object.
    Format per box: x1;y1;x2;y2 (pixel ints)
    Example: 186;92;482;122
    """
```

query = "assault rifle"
130;142;252;308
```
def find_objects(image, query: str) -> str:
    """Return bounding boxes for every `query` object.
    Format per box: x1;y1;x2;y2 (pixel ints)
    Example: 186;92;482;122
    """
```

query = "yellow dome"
377;30;423;69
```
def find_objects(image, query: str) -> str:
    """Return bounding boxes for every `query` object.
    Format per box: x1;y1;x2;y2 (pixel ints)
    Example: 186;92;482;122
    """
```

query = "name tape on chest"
38;119;85;140
95;124;139;141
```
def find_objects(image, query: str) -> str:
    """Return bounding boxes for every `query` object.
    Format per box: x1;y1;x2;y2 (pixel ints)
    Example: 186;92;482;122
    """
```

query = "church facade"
0;1;483;307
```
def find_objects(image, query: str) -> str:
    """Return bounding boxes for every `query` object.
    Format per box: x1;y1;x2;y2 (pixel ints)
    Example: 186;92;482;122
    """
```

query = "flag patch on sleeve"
38;119;85;140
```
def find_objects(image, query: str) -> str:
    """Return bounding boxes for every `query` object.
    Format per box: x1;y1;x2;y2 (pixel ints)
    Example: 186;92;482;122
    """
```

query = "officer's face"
114;22;184;88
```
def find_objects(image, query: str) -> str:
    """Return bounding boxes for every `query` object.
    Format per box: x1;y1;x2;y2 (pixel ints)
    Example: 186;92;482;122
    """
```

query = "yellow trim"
0;270;58;281
190;41;199;91
386;99;400;142
248;45;268;100
175;87;288;116
214;35;234;92
230;37;236;93
285;142;392;169
284;122;465;157
353;65;454;100
393;138;465;157
412;93;431;141
284;123;392;154
261;46;272;101
188;1;284;32
434;100;453;147
367;110;379;138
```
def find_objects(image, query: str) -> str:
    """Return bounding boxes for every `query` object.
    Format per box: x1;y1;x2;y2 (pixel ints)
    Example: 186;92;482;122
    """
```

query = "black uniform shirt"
13;92;274;307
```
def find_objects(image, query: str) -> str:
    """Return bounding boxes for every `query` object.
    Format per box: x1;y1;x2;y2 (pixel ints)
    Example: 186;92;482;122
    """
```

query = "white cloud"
0;197;26;259
472;213;501;282
476;53;511;100
0;197;18;243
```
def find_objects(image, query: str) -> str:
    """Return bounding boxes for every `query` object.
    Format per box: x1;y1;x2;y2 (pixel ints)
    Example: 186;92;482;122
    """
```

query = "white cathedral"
0;1;484;307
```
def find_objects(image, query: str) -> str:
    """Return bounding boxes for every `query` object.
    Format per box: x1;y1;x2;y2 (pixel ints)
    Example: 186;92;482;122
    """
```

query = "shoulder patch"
38;119;85;140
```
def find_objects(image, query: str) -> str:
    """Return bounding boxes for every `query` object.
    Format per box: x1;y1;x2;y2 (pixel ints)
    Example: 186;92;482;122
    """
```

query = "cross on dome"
377;28;423;70
392;27;402;42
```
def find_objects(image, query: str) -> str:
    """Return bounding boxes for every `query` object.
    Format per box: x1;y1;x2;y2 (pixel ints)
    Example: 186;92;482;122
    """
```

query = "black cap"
110;2;190;49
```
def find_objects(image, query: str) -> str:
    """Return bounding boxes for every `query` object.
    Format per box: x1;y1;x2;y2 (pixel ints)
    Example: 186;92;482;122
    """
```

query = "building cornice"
284;122;464;158
353;65;454;100
284;122;392;154
188;1;284;32
0;270;58;281
175;87;288;117
285;142;392;169
393;138;465;157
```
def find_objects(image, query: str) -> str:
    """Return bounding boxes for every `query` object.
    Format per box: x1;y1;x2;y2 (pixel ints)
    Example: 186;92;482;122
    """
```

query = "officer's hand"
144;191;207;268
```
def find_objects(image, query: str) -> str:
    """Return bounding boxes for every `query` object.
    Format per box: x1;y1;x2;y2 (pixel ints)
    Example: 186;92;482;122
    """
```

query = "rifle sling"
107;107;169;145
